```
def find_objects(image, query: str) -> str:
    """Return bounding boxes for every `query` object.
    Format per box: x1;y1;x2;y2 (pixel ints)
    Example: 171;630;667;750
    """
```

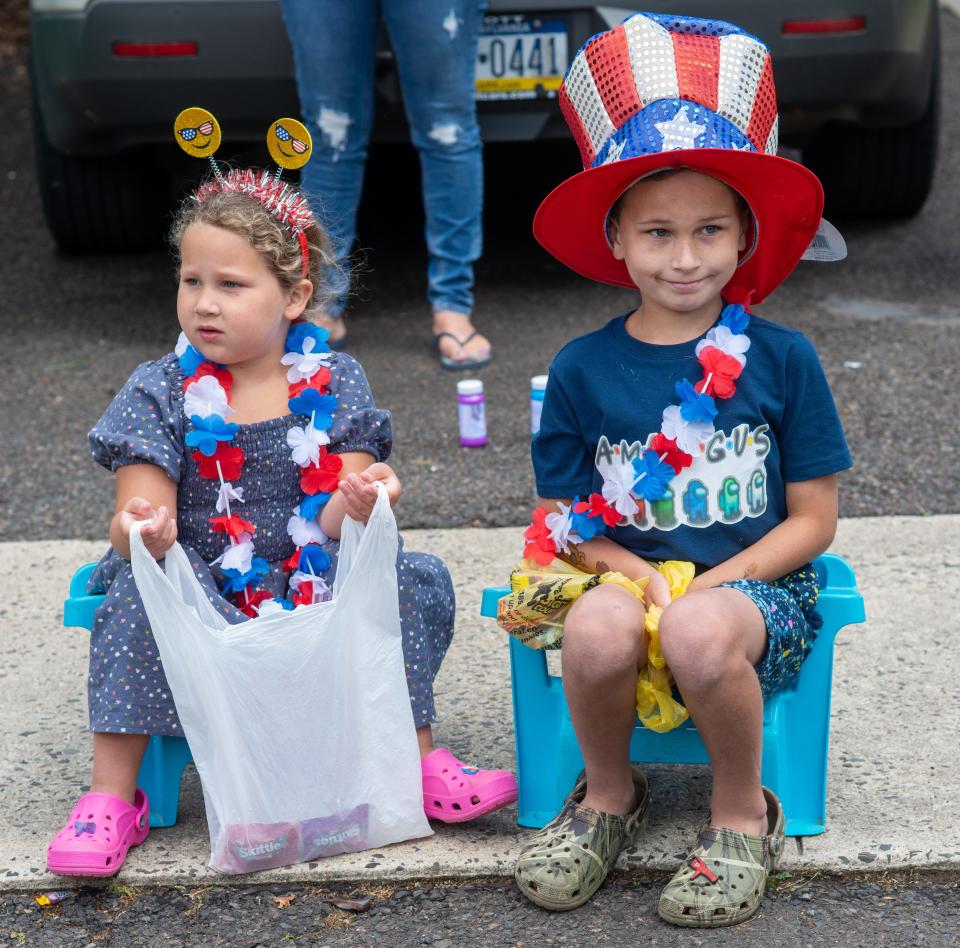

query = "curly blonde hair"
169;172;341;320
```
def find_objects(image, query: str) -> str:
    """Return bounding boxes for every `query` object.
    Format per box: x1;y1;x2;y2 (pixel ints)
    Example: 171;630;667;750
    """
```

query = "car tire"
32;100;168;253
803;53;939;220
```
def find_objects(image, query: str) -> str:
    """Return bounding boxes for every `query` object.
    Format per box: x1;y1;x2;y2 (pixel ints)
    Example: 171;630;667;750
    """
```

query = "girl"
47;168;517;878
510;13;852;928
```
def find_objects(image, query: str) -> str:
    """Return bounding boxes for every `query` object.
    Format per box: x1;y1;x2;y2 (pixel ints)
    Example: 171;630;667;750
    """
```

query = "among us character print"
594;421;771;532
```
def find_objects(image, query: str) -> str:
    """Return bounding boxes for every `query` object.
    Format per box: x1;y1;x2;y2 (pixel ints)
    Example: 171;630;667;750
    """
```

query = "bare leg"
433;310;491;364
561;584;648;816
659;588;769;836
417;724;435;759
90;733;149;805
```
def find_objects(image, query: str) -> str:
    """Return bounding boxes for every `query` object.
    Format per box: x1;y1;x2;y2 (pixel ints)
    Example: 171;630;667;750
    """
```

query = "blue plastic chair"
64;563;194;829
480;553;865;837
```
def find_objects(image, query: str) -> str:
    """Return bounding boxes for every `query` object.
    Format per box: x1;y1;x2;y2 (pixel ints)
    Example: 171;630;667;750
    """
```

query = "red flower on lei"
193;443;245;480
523;507;557;566
210;514;256;539
650;433;693;475
184;362;234;391
288;367;332;398
300;448;343;495
236;589;275;618
696;346;743;399
292;582;316;608
575;493;621;527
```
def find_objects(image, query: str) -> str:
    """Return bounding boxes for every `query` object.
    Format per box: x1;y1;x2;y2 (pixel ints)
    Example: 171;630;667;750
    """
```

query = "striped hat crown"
560;13;778;171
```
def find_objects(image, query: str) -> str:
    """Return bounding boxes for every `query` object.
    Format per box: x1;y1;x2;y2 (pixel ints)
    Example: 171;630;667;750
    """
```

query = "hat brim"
533;150;823;306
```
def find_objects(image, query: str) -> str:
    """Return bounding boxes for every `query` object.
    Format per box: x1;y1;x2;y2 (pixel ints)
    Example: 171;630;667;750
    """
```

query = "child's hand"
644;571;672;611
119;497;178;560
339;463;402;524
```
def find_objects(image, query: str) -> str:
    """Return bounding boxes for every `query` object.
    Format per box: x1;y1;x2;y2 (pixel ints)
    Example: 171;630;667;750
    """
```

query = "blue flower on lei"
177;345;205;377
631;450;675;502
273;598;294;611
286;322;331;355
299;544;332;575
719;303;750;334
220;557;270;595
569;497;605;542
299;491;333;521
185;414;240;456
288;388;338;429
675;379;717;424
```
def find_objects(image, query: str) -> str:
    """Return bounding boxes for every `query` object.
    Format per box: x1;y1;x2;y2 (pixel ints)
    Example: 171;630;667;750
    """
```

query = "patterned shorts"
719;564;822;700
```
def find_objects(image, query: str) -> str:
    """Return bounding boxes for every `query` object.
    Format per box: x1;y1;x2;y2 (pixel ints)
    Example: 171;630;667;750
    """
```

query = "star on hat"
655;107;706;151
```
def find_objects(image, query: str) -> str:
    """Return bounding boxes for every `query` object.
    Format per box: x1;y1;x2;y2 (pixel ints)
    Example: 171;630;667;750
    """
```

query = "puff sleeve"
88;357;185;483
324;353;393;461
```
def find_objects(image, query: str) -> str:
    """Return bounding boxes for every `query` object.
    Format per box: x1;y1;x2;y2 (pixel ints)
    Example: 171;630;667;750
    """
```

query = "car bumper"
31;0;938;156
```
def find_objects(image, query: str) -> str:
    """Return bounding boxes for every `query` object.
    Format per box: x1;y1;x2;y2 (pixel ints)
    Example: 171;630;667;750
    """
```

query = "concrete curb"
2;515;958;889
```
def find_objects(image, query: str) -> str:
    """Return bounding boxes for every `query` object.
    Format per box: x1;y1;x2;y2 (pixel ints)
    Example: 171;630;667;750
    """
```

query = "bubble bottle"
530;374;548;435
457;379;487;447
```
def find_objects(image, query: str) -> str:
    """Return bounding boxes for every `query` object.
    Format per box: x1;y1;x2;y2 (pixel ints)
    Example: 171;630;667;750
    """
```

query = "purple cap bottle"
457;379;487;447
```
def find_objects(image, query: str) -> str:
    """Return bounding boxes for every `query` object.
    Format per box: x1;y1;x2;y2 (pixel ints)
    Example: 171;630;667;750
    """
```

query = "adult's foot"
313;311;348;348
433;310;492;367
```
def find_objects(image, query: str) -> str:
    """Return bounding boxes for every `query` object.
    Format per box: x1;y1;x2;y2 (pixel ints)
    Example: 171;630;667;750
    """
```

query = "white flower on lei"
175;332;190;357
695;325;751;367
287;507;328;547
544;501;582;555
256;598;287;617
215;482;244;514
280;336;334;383
184;374;233;420
601;462;640;517
221;535;255;574
661;404;714;456
287;423;330;466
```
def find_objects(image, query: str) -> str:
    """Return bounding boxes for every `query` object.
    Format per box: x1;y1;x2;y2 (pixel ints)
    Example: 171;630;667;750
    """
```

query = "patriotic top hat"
533;13;825;307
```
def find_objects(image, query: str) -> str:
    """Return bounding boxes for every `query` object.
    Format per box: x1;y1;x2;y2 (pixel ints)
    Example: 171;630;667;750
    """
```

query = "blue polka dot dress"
86;351;454;735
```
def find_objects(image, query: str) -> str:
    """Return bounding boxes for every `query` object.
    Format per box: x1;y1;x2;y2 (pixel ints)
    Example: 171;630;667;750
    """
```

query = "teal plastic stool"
64;563;193;829
480;553;865;837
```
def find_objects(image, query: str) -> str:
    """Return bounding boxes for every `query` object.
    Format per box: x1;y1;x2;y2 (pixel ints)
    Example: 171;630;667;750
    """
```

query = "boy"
514;13;851;927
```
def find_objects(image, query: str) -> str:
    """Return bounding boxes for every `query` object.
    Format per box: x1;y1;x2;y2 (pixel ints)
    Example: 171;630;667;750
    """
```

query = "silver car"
30;0;940;251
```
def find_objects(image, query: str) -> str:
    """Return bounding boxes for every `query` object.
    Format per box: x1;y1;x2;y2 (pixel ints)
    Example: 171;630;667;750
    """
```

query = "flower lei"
523;303;751;565
175;322;343;616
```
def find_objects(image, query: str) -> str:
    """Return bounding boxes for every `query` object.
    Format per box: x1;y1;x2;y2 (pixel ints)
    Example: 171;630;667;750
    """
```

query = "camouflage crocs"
658;786;785;928
514;767;650;912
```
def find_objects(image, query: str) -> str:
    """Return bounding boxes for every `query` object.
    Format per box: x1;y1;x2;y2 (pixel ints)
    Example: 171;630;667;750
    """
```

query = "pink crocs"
47;789;150;877
421;748;518;823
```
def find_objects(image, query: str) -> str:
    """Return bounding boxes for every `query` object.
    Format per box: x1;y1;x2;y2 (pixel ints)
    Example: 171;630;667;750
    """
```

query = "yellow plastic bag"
636;560;695;733
496;558;695;732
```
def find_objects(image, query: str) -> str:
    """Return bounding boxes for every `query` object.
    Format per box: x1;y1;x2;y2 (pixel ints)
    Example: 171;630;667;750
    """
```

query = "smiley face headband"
174;107;315;279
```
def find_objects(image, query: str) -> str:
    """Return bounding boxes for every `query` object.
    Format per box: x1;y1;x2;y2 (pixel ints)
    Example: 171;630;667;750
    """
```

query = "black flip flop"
433;331;492;371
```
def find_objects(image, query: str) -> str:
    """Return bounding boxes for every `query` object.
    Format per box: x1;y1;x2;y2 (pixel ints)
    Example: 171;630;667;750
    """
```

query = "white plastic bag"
129;485;432;873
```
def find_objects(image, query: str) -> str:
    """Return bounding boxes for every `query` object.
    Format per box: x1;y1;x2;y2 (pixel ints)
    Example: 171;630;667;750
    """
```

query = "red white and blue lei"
523;303;751;564
175;322;344;616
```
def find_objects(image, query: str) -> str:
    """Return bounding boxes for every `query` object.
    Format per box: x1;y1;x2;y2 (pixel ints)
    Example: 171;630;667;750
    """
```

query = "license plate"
475;16;568;101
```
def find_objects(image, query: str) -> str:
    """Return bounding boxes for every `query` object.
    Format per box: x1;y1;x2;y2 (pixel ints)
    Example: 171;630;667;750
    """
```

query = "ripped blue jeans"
280;0;487;317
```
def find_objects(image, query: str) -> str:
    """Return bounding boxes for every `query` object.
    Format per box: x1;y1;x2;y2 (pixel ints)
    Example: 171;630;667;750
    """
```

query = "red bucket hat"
533;13;825;307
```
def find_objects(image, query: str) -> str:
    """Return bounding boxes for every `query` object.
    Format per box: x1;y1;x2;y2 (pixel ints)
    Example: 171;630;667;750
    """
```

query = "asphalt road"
4;875;960;947
2;14;960;541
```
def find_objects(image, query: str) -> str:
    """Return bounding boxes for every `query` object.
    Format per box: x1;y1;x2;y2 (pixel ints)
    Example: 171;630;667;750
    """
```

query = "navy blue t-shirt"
532;314;852;569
